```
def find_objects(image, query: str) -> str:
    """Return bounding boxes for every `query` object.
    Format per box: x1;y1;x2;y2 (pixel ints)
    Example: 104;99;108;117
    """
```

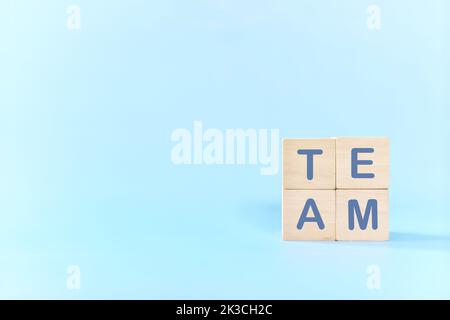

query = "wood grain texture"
336;137;389;189
336;189;389;241
283;138;335;190
282;189;335;240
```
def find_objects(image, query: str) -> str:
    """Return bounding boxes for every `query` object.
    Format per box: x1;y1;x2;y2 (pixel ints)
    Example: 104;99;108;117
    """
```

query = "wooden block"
283;138;335;189
282;189;335;240
336;189;389;241
336;137;389;189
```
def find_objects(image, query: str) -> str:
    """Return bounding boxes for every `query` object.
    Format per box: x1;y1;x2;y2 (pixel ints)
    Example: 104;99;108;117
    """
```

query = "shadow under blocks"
282;137;389;241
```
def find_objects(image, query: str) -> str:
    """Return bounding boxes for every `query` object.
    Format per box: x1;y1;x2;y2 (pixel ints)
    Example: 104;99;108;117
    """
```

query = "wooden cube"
336;137;389;189
282;189;335;240
283;138;335;190
336;189;389;241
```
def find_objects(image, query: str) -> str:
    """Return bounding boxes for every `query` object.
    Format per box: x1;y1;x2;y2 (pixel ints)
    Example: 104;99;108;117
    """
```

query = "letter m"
348;199;378;230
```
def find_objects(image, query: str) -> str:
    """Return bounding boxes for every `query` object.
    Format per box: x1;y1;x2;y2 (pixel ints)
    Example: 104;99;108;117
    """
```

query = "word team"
282;137;389;241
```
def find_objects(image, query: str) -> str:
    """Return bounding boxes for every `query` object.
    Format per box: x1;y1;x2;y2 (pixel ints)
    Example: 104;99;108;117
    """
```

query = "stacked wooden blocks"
282;137;389;241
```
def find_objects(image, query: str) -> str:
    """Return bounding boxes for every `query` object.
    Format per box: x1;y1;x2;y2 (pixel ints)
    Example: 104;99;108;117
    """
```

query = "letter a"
297;199;325;230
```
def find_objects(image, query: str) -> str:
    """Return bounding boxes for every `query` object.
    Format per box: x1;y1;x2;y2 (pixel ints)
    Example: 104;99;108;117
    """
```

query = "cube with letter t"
282;137;389;241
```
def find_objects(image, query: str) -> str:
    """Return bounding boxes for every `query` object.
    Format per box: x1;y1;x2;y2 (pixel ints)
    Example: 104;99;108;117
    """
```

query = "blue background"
1;0;449;299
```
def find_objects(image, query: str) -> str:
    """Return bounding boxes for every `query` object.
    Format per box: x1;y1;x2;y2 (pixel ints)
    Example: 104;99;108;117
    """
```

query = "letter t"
297;149;323;180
